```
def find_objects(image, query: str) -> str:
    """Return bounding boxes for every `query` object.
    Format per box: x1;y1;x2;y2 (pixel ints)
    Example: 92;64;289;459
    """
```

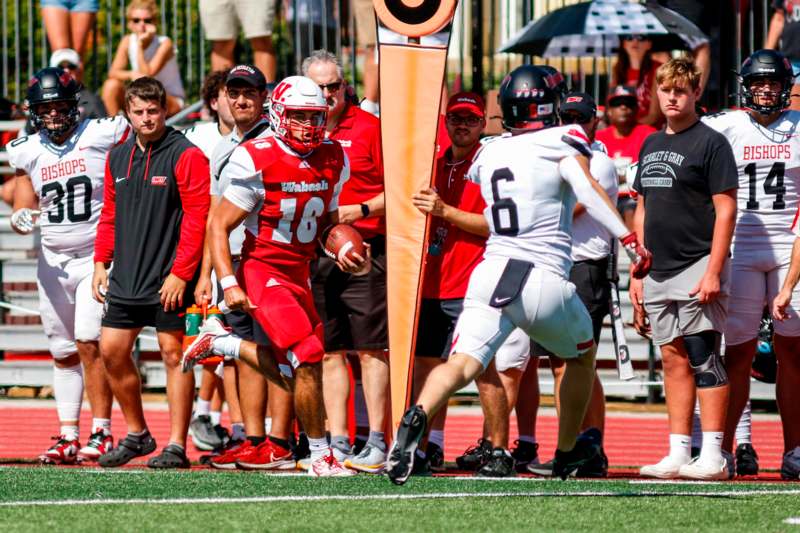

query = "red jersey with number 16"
221;137;350;280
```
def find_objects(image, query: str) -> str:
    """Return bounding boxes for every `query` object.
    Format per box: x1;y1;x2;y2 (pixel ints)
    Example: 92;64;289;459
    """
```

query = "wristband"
220;275;239;291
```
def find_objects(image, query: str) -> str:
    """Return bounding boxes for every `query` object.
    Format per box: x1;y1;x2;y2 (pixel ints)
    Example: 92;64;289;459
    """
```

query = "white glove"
10;208;41;234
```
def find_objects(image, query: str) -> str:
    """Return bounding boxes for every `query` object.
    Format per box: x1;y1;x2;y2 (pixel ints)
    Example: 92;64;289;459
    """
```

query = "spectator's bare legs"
250;36;277;82
268;381;294;440
236;360;268;438
100;327;148;434
551;358;606;433
197;367;217;410
158;330;195;448
41;7;71;51
475;361;510;448
555;347;596;451
220;364;244;431
322;352;350;439
412;357;447;447
68;11;96;57
513;359;540;440
76;340;113;422
358;350;389;436
661;339;696;436
101;79;126;116
210;40;236;72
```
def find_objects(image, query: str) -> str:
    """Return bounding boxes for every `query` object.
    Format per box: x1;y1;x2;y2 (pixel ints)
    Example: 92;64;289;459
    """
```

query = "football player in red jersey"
182;75;369;476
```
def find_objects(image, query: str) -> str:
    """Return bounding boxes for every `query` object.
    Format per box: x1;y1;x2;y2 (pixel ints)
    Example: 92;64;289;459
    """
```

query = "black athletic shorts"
415;298;464;359
102;299;186;331
311;235;388;352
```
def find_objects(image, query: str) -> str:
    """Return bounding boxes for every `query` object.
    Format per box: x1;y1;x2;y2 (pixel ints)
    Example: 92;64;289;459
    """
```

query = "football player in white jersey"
703;49;800;479
8;68;130;464
386;66;652;485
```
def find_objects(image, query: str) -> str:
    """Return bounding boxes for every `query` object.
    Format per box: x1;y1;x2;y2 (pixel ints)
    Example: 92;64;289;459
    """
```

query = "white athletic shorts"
494;327;531;373
725;246;800;345
451;257;594;369
37;248;102;359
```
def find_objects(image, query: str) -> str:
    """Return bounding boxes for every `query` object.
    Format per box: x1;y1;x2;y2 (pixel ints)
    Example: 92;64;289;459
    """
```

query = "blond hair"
655;58;701;91
126;0;159;20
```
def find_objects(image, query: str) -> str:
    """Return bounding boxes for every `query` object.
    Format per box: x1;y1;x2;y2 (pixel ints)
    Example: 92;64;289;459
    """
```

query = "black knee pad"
683;331;727;388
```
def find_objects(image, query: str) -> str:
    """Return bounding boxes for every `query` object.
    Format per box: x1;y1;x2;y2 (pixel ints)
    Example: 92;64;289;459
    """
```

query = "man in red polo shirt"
410;92;528;478
302;50;389;473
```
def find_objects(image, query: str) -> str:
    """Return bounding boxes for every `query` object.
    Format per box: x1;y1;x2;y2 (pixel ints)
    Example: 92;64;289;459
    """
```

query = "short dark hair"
201;70;228;120
125;77;166;109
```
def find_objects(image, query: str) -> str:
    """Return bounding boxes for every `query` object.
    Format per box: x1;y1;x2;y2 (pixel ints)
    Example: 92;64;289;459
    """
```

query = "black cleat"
477;447;516;477
455;438;493;471
552;438;601;480
426;442;445;473
780;446;800;480
411;449;433;477
735;443;759;476
387;405;428;485
510;439;539;473
574;429;608;478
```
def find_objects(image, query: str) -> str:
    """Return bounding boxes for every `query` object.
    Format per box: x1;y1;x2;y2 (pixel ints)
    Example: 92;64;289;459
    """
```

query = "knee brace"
683;331;728;388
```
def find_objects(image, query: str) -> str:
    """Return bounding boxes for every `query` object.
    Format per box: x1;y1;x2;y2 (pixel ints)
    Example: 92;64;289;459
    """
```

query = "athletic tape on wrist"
220;275;239;290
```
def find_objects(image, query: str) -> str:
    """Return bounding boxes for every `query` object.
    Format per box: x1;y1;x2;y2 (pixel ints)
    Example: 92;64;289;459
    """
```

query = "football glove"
10;208;41;234
620;232;652;279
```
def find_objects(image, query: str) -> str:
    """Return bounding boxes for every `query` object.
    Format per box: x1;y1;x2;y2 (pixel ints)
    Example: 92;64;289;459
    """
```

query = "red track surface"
0;404;785;472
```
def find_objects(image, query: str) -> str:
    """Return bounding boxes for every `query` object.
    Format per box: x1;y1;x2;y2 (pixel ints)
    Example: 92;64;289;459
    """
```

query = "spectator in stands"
92;77;209;469
41;0;98;61
199;0;277;82
302;50;388;473
612;35;664;127
101;0;185;117
353;0;379;115
766;1;800;109
596;86;657;179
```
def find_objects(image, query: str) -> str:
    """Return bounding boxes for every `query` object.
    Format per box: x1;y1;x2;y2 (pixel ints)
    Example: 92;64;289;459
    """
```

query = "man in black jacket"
92;77;210;469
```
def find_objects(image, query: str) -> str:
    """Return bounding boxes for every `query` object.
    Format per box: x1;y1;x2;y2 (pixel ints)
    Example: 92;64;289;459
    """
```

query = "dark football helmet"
498;65;562;133
537;65;569;99
25;67;81;138
739;49;794;115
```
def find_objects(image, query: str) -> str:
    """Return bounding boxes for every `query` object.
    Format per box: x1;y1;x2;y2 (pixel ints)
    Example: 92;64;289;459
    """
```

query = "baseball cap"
607;85;638;107
446;92;485;118
560;92;597;122
225;64;267;90
50;48;81;68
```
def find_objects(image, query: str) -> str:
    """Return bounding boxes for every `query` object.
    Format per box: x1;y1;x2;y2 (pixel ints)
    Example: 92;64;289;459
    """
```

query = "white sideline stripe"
3;489;800;507
784;517;800;525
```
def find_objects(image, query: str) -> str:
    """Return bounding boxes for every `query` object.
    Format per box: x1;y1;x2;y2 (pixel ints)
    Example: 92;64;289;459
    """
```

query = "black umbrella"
500;0;708;57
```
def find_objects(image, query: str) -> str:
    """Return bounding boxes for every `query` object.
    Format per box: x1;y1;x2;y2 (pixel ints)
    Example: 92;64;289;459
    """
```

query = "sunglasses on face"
560;113;591;125
446;114;482;127
621;34;649;42
131;17;153;24
318;81;343;92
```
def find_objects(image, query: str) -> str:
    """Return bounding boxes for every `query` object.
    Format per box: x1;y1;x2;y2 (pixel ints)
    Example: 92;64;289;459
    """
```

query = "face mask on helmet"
269;76;328;154
739;50;794;115
499;66;562;134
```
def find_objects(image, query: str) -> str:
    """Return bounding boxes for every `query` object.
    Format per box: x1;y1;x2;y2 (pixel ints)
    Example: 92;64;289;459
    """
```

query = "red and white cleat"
181;316;231;373
78;431;114;463
308;451;357;477
39;436;80;465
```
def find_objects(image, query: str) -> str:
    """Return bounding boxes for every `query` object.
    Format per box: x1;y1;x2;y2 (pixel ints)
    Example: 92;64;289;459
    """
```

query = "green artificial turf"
0;468;798;532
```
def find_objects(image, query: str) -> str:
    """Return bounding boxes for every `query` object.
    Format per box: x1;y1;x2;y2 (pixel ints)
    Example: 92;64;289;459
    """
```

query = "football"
323;223;366;263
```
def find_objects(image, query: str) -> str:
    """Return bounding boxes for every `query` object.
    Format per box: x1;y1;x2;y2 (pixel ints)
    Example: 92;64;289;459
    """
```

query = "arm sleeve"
171;147;211;280
93;157;116;264
328;152;351;212
560;155;629;239
592;153;619;205
222;147;264;212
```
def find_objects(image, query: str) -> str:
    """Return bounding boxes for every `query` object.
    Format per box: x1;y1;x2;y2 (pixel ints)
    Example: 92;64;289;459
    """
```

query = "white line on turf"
784;518;800;525
2;489;800;507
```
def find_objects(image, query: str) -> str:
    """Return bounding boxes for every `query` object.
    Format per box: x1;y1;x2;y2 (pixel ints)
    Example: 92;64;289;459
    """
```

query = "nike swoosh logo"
79;146;90;151
492;296;513;305
115;177;126;183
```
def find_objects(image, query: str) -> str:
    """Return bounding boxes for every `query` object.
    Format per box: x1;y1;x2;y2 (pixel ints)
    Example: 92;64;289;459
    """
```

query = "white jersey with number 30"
702;110;800;250
7;116;130;256
466;125;594;278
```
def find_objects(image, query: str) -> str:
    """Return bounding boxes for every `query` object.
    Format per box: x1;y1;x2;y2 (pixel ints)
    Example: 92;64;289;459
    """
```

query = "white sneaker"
344;444;387;474
640;455;689;479
181;316;231;372
679;456;730;480
308;452;357;477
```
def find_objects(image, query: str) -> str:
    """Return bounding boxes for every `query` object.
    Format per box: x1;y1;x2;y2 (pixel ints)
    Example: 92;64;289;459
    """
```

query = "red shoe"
236;439;296;470
40;436;80;465
209;439;252;470
78;431;114;462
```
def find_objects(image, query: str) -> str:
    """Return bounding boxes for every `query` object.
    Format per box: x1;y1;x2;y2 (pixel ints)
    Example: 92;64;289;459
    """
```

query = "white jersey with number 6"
7;116;130;256
702;110;800;251
466;125;594;279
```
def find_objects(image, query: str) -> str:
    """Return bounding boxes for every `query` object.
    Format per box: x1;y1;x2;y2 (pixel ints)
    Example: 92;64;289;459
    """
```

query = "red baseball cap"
446;92;486;118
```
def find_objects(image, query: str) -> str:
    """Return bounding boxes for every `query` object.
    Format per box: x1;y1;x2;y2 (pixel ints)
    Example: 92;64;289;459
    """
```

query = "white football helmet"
269;76;328;154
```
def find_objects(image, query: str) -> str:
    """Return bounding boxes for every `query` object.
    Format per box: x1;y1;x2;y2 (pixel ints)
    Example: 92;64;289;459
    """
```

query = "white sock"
691;401;702;449
210;411;221;426
231;422;246;442
518;435;537;445
735;400;752;445
61;425;79;441
668;434;691;461
212;335;242;358
428;429;445;448
92;418;111;435
53;363;84;426
195;398;211;417
264;417;272;435
699;431;723;463
309;437;329;461
353;381;369;428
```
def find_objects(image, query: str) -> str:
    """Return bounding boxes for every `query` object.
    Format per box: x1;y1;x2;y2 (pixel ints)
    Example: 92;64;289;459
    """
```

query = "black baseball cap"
560;92;597;122
607;85;638;107
225;64;267;90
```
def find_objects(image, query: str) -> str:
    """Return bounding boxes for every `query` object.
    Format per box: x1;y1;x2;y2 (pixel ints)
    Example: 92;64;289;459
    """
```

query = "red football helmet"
269;76;328;154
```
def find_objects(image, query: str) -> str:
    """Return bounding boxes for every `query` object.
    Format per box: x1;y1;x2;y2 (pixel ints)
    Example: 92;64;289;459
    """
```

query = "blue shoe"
781;446;800;480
